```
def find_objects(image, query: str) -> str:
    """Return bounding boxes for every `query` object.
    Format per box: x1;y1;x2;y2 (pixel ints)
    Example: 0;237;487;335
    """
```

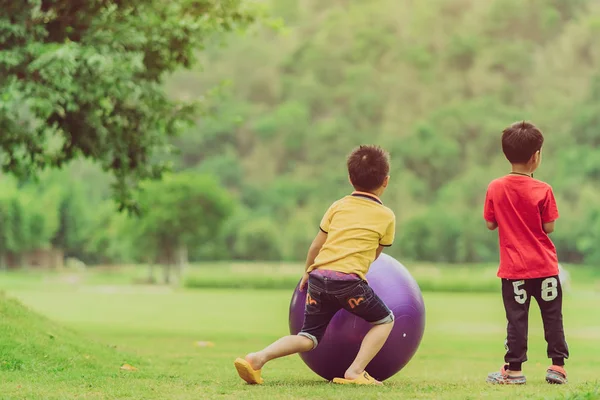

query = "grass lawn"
0;274;598;399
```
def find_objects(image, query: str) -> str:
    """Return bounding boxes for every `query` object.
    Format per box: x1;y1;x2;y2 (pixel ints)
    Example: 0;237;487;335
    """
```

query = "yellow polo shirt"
307;191;396;281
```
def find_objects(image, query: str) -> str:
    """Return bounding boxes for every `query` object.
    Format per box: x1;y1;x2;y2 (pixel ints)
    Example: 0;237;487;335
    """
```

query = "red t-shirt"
484;175;559;279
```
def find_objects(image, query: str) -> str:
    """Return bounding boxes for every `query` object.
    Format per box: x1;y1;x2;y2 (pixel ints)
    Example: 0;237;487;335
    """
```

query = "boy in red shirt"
484;121;569;385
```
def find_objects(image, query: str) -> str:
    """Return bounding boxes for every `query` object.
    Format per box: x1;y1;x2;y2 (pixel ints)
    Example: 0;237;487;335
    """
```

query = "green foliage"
182;264;502;293
0;0;257;211
168;0;600;264
84;200;133;264
3;0;600;264
179;261;597;293
50;184;88;257
29;170;91;258
131;172;236;263
228;213;283;261
184;268;298;290
0;177;59;260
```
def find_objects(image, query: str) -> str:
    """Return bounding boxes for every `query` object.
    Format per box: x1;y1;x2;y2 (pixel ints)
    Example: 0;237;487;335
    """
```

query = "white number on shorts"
541;277;558;302
513;280;527;304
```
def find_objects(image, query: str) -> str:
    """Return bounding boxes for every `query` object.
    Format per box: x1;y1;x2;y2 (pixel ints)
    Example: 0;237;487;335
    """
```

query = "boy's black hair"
347;145;390;192
502;121;544;164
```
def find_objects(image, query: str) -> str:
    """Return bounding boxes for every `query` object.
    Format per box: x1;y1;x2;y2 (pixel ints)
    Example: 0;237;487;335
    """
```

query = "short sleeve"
380;214;396;247
319;202;337;233
541;187;559;223
483;186;496;223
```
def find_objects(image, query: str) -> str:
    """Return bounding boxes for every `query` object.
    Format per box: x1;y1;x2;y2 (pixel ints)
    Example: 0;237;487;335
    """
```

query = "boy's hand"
299;273;310;291
486;221;498;230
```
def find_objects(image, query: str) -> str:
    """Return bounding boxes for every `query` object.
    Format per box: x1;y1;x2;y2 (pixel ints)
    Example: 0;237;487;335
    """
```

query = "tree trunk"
174;244;188;283
10;252;24;269
160;244;175;285
146;257;157;284
163;263;172;284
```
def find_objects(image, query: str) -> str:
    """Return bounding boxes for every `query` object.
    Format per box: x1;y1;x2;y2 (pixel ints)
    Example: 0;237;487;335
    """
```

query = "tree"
5;0;600;265
0;177;59;267
131;173;235;283
164;0;600;264
0;0;257;212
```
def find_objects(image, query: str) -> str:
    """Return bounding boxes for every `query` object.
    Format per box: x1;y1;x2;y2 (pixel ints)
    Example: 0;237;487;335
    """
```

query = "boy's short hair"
347;145;390;192
502;121;544;164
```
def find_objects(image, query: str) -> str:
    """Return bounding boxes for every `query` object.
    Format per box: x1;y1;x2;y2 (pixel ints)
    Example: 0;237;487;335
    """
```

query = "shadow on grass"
245;378;414;388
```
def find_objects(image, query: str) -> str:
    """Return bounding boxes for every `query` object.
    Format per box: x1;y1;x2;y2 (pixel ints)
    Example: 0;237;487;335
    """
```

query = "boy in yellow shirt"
234;145;396;386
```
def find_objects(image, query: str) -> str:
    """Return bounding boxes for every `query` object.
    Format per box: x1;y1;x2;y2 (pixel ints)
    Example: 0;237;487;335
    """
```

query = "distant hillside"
165;0;600;264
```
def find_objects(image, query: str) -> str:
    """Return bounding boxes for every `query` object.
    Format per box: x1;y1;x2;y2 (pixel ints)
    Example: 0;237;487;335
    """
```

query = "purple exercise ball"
288;253;425;382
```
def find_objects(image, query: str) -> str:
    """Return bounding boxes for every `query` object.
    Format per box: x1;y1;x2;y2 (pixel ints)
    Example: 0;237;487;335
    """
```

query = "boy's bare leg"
344;321;394;381
246;335;314;370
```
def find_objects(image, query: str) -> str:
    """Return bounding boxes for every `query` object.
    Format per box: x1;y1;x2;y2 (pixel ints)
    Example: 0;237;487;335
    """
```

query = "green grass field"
0;265;599;399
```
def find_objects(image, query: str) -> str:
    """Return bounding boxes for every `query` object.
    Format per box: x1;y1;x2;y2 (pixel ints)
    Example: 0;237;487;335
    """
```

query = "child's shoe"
546;365;567;384
234;358;264;384
333;371;382;385
486;364;526;385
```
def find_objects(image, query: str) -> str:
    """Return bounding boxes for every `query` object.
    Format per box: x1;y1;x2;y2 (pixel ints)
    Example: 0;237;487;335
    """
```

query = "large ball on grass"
289;254;425;381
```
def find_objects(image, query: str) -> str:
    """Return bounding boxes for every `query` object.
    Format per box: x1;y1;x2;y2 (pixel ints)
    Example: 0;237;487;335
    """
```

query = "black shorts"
299;273;393;348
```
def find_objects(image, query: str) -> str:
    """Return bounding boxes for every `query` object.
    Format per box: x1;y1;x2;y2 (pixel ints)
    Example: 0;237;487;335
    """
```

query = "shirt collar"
351;191;383;205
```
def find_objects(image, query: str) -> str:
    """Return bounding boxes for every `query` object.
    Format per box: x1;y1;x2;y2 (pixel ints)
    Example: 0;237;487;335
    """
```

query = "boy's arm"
304;231;327;271
375;245;385;259
379;214;395;246
483;186;497;230
299;202;335;291
541;187;559;234
374;214;395;260
299;230;327;291
543;221;555;234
